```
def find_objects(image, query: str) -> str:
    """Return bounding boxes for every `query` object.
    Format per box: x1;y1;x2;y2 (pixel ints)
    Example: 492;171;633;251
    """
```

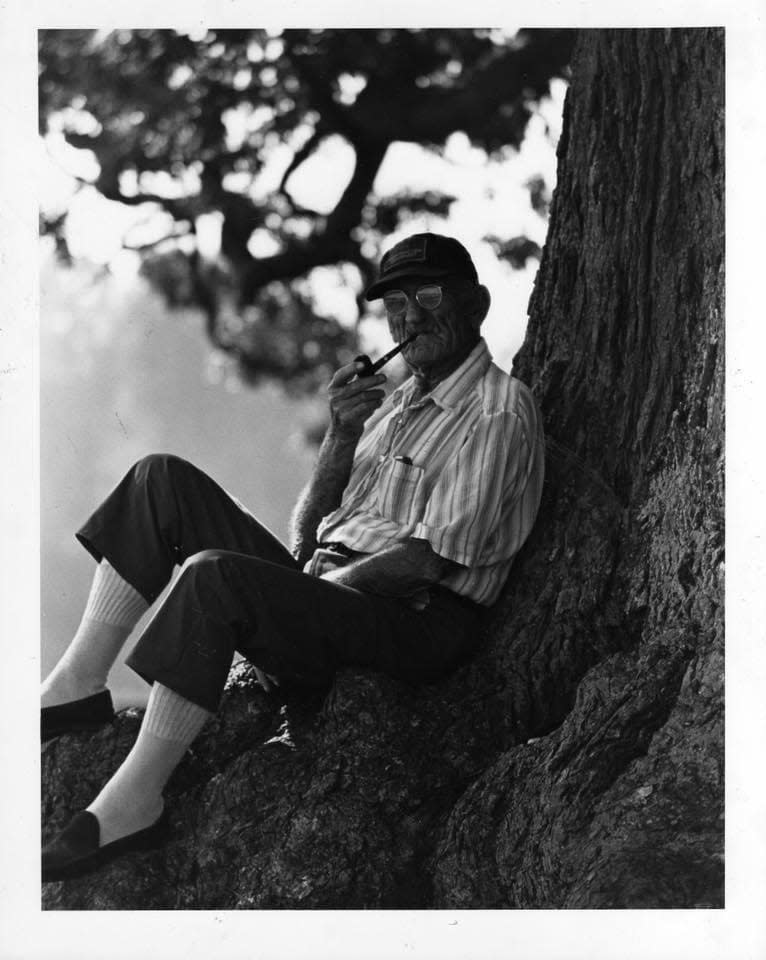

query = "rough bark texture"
42;28;724;910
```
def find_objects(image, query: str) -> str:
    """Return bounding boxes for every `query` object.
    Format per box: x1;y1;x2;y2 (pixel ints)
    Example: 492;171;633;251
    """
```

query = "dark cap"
364;232;479;301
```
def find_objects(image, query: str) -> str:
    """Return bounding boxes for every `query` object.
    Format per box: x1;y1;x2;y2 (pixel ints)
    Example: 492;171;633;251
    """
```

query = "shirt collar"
392;338;492;412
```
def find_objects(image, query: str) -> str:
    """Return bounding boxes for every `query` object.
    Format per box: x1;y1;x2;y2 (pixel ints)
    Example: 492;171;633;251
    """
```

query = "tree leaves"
39;28;573;390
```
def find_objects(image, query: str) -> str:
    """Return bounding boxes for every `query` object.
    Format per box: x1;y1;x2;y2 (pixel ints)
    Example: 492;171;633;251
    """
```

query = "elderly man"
41;232;545;881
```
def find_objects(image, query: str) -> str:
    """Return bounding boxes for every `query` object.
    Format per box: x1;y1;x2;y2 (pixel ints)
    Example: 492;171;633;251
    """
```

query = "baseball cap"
364;233;479;301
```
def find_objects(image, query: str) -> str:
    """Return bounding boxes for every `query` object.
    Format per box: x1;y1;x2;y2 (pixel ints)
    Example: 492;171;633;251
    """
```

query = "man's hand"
328;361;387;442
322;562;432;609
406;588;431;611
319;539;457;607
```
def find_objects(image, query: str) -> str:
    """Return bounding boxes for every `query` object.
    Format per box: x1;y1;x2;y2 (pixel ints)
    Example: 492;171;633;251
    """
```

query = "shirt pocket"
376;458;424;525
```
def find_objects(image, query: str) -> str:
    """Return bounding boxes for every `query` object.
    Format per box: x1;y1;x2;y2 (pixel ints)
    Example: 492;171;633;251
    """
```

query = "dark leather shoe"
42;808;169;882
41;691;115;742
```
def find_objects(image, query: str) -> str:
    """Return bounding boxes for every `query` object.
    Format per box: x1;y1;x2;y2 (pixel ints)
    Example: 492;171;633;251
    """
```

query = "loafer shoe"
41;691;115;742
42;808;169;882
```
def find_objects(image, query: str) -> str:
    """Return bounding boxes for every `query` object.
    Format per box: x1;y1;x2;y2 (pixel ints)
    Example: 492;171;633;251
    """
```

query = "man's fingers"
328;362;359;388
334;387;386;407
333;397;383;425
327;364;387;439
332;384;386;406
330;387;386;410
329;382;386;423
406;589;431;611
329;372;386;398
330;395;384;436
329;360;380;388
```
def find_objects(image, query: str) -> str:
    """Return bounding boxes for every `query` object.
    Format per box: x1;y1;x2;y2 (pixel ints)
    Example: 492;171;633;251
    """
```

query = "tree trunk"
42;28;724;910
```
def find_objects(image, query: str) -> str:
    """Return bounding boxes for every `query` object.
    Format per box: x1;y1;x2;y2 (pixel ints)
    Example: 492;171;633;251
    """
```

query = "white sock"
87;683;212;846
41;560;149;708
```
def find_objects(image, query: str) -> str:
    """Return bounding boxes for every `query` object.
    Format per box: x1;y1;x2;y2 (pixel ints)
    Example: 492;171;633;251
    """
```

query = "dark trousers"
76;455;482;712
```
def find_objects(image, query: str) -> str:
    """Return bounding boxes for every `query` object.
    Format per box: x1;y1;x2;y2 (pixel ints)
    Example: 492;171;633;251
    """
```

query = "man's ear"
467;284;491;331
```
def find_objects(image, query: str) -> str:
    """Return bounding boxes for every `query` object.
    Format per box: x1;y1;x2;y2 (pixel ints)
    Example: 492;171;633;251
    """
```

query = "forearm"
321;538;457;597
290;359;387;565
290;428;358;565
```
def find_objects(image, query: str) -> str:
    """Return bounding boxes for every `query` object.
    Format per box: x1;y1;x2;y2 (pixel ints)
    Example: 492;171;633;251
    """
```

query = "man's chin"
404;352;440;379
403;348;430;369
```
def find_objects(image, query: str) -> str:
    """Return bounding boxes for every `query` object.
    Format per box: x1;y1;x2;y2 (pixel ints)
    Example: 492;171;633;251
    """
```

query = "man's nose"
404;299;428;326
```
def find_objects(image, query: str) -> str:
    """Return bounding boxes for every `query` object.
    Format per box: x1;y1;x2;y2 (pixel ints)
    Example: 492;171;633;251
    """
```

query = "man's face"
384;277;479;376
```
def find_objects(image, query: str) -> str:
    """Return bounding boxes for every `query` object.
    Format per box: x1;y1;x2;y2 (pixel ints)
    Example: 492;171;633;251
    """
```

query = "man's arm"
320;538;460;606
290;360;387;566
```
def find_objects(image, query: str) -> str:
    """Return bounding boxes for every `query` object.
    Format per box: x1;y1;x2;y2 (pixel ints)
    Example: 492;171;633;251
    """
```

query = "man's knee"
127;454;206;510
171;551;243;624
182;548;234;572
178;551;245;596
132;452;190;482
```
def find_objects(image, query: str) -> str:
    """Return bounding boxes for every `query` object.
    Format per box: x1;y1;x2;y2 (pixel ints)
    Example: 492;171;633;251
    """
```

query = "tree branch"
277;125;328;197
240;138;389;304
122;231;191;254
349;31;574;146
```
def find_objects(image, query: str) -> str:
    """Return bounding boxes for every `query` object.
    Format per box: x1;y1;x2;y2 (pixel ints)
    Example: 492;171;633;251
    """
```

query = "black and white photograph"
1;2;764;958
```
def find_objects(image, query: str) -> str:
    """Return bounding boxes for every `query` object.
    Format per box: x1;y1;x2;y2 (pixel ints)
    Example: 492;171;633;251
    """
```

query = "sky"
39;252;321;707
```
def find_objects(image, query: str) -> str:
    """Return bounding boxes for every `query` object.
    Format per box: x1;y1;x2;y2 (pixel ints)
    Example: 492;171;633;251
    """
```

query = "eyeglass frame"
382;283;446;316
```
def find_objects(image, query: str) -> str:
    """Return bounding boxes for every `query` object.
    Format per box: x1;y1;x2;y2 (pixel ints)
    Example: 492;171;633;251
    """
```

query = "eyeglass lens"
383;284;443;315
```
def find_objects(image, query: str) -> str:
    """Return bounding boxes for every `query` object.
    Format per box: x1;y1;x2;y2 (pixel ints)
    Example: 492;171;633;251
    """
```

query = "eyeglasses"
383;284;443;316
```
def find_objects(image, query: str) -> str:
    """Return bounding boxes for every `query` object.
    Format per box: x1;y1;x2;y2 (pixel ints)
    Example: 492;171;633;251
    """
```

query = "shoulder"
474;361;539;423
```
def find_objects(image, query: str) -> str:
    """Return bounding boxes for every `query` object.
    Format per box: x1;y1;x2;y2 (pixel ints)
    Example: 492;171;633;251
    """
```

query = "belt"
318;541;359;558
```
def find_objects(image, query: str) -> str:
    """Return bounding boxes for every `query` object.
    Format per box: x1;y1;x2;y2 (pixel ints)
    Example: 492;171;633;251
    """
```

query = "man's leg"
41;560;148;708
42;681;213;879
87;683;211;844
126;549;482;711
43;547;480;875
75;452;298;603
42;454;297;715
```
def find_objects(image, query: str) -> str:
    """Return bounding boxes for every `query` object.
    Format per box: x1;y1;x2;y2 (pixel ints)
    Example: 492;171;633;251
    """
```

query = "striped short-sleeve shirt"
316;338;545;606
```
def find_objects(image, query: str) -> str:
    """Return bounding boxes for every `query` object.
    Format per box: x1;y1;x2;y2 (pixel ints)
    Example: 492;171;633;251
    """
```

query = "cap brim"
364;265;451;301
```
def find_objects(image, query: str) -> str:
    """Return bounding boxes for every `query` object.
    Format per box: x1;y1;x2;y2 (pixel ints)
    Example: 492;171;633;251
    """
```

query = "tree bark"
432;26;724;908
42;28;724;910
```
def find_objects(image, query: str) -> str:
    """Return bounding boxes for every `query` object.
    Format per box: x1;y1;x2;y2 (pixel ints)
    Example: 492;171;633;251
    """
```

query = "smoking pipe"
354;333;419;377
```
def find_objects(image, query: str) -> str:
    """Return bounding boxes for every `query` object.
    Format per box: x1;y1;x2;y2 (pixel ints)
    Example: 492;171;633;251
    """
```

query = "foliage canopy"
39;28;573;389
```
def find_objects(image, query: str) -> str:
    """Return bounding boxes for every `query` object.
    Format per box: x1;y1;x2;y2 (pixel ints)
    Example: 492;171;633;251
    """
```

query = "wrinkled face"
383;277;480;376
